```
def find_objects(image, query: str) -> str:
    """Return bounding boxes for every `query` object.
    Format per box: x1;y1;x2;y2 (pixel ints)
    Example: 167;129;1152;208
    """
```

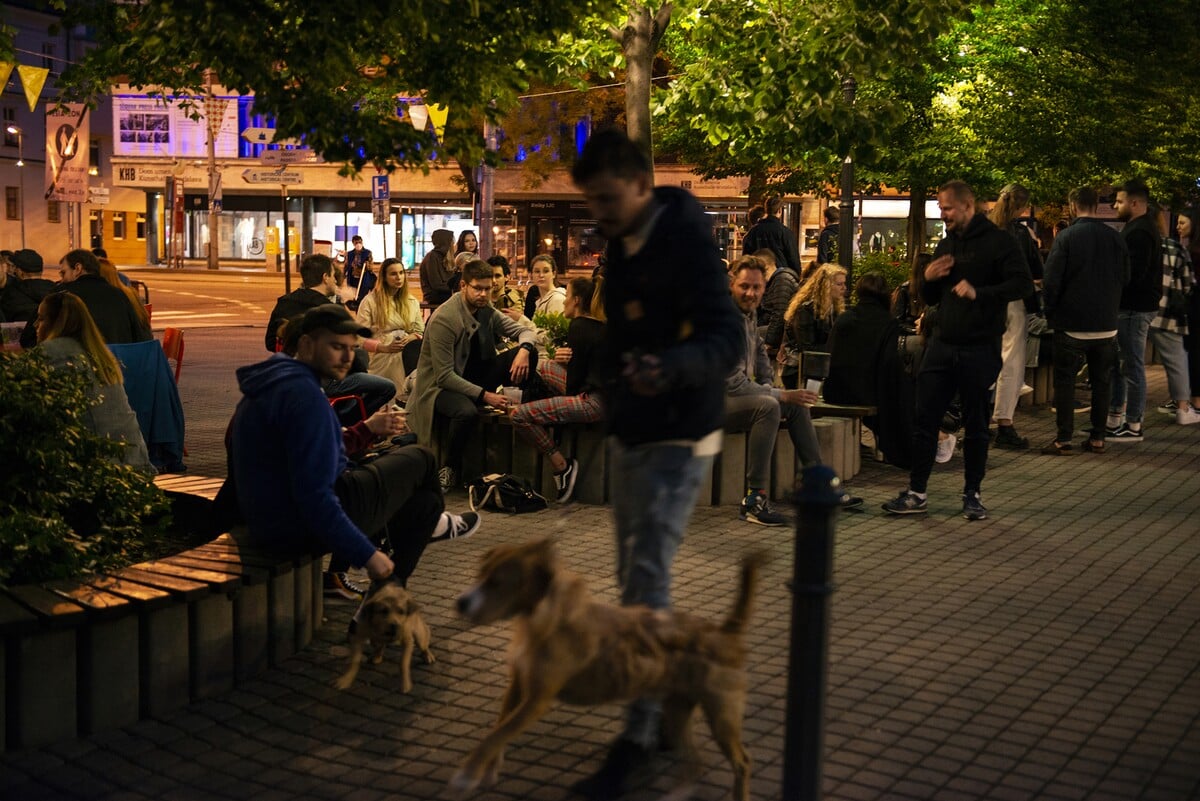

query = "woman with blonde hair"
357;257;424;389
779;263;847;388
35;291;152;472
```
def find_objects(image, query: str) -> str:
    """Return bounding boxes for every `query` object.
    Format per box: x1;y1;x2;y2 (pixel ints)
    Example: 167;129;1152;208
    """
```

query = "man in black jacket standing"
1106;178;1161;441
1041;187;1130;454
741;195;801;273
882;180;1033;521
570;128;742;800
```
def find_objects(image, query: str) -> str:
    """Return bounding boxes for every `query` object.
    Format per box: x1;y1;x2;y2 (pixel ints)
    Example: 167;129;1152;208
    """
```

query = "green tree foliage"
0;351;169;587
49;0;619;175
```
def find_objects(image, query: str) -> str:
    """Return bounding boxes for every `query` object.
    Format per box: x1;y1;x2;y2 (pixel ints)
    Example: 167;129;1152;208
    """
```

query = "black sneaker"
962;492;988;521
1157;399;1177;415
993;426;1029;450
555;458;579;504
430;511;481;543
739;491;788;526
572;738;657;801
839;493;864;510
881;490;928;515
323;571;367;600
1106;423;1143;442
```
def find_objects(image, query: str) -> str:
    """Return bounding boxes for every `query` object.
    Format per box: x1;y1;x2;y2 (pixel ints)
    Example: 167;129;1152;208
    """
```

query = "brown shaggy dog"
451;538;761;800
334;579;433;693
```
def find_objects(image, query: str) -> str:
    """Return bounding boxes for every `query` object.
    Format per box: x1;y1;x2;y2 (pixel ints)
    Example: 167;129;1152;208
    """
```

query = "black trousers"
909;337;1002;495
1052;332;1116;443
330;444;442;585
436;347;540;473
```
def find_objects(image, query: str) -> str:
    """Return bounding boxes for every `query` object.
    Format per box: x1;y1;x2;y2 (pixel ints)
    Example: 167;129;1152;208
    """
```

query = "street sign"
241;126;277;144
242;168;302;184
372;199;389;225
260;149;321;166
88;186;110;205
371;175;390;201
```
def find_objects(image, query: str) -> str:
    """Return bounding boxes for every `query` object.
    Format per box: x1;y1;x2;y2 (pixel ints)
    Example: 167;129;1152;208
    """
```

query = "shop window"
136;213;146;240
112;211;127;240
47;201;60;223
5;187;17;220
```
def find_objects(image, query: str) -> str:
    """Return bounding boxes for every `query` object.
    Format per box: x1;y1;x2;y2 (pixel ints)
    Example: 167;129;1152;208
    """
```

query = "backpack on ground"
467;473;548;514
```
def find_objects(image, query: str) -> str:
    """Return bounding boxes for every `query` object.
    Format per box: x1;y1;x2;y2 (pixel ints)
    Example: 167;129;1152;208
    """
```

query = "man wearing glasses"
405;258;542;491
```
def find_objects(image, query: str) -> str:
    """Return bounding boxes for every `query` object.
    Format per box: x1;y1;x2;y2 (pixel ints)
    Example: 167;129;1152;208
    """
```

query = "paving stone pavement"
2;365;1198;801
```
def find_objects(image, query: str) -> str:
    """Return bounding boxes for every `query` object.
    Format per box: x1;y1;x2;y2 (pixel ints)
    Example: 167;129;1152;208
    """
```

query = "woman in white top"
530;254;566;316
357;257;424;389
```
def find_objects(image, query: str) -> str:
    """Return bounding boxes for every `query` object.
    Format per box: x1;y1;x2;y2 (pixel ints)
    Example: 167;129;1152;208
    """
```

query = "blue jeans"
1108;311;1154;423
609;437;714;747
326;371;396;423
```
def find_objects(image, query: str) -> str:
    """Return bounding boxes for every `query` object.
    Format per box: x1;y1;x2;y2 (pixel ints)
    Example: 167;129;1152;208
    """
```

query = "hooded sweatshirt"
924;213;1033;345
230;354;376;568
419;229;457;305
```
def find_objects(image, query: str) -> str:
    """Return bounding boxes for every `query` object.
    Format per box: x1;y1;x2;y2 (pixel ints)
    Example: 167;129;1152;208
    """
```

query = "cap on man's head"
11;249;43;273
299;304;371;338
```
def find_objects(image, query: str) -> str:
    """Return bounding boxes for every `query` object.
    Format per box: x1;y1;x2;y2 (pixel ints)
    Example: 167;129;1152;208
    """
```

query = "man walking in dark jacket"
882;180;1033;521
1106;178;1161;441
741;195;801;273
1041;186;1130;454
569;128;742;800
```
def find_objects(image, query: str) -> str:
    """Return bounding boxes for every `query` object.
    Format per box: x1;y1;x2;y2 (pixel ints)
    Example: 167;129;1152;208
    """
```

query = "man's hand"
952;279;977;300
500;307;523;322
481;390;510;411
623;352;667;396
553;346;573;364
365;407;407;437
780;388;820;406
925;254;954;281
365;550;394;581
508;347;531;383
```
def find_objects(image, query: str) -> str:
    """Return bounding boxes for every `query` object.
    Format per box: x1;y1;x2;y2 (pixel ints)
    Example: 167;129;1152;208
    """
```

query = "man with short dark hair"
1106;178;1161;441
0;249;55;333
59;248;152;344
406;259;541;490
344;234;372;290
230;303;480;600
569;127;742;799
741;195;801;273
817;206;840;264
882;180;1033;521
1041;186;1129;454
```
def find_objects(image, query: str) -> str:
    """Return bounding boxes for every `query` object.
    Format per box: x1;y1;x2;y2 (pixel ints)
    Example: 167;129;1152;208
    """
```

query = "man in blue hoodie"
570;129;743;800
230;304;479;599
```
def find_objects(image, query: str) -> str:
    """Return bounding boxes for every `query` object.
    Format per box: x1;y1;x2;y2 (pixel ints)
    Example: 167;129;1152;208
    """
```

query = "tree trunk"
906;185;926;267
611;3;671;178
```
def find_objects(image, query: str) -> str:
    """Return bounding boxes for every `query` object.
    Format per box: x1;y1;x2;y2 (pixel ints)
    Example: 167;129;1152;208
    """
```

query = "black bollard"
782;464;842;801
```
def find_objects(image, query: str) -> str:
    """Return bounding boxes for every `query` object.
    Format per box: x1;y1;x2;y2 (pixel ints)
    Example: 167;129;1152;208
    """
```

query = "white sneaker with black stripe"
430;511;481;543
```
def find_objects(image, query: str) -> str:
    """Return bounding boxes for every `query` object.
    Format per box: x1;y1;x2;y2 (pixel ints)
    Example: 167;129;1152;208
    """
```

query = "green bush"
532;311;569;358
0;349;170;587
853;250;913;298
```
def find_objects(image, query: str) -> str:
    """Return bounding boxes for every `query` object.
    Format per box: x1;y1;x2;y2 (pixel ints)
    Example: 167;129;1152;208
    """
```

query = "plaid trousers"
511;391;604;455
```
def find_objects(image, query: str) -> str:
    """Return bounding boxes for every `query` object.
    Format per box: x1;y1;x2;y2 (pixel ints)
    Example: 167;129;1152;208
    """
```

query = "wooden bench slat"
82;575;173;610
112;566;212;600
160;555;268;585
130;561;241;592
185;546;294;575
42;581;132;621
5;586;88;628
811;402;876;419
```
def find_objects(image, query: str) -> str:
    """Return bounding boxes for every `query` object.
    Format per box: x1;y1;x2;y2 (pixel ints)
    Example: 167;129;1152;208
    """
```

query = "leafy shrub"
852;250;914;305
0;349;170;587
532;311;569;357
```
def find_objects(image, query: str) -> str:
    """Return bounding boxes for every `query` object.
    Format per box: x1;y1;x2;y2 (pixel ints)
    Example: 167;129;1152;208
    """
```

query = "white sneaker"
1019;384;1034;397
1177;407;1200;426
936;433;956;463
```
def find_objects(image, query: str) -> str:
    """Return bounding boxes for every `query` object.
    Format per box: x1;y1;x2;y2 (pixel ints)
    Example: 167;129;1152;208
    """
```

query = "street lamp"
837;76;857;276
6;125;24;248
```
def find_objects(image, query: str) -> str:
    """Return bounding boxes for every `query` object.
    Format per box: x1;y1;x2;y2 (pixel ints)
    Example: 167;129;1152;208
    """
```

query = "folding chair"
161;327;185;383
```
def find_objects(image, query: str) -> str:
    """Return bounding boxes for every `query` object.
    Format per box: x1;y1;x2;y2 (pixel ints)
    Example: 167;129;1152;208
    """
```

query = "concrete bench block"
233;582;269;683
268;570;297;666
485;424;515;476
841;419;859;478
294;560;315;651
190;593;236;700
716;432;748;506
80;616;140;734
574;428;608;504
771;431;797;502
812;419;848;484
12;629;76;748
141;604;189;718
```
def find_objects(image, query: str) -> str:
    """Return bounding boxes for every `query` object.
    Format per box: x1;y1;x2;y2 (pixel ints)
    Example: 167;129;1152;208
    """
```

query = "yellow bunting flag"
0;62;14;94
407;103;429;133
427;103;449;141
17;65;49;112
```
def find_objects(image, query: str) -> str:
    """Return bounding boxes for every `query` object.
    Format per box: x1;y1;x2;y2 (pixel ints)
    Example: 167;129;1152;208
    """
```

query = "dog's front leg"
399;635;415;694
334;640;366;690
450;678;557;793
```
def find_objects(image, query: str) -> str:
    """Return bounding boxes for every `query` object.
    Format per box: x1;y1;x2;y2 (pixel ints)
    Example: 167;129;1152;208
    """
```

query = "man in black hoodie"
882;180;1033;521
570;128;742;800
1106;178;1161;441
2;249;56;342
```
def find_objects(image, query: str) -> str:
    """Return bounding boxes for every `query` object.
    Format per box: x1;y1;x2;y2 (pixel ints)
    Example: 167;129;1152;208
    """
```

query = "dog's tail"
722;551;768;634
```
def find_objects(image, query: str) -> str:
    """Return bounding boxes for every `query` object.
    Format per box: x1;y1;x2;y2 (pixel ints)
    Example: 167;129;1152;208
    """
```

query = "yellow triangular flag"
407;103;429;133
427;103;449;141
17;65;49;112
0;62;14;94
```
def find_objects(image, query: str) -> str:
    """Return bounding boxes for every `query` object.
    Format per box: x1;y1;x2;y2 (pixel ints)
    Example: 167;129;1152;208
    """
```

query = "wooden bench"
0;477;323;752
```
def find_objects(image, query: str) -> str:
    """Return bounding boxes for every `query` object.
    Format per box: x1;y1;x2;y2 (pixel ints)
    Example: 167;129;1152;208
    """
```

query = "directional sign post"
241;127;277;145
242;168;302;184
372;175;390;225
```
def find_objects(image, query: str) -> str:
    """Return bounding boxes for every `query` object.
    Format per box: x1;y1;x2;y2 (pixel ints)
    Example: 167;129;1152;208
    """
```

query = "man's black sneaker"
1157;399;1178;415
572;738;657;801
323;571;367;600
881;490;928;515
962;492;988;521
993;426;1029;450
1106;423;1143;441
739;491;788;526
430;511;481;543
839;493;864;510
555;458;579;503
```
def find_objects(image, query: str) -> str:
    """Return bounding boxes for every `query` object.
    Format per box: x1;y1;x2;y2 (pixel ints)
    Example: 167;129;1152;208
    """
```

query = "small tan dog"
451;538;762;800
334;578;433;692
